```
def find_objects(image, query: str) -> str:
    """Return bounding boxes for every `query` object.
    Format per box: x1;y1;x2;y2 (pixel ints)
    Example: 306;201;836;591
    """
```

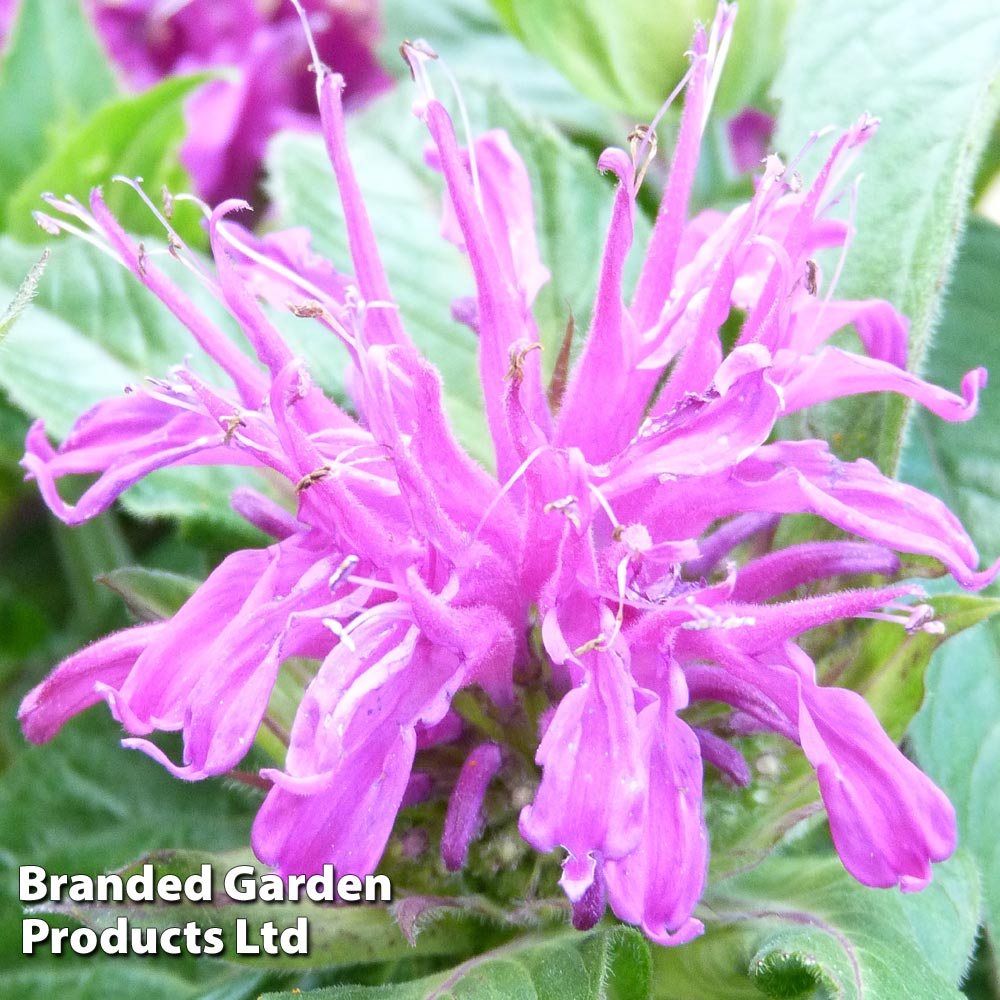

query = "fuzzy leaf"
258;925;652;999
773;1;1000;472
652;849;979;999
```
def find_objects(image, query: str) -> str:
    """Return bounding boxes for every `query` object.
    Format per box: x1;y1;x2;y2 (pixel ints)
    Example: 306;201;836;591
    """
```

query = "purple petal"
519;649;655;893
441;743;503;871
19;622;164;743
605;662;707;945
778;346;985;421
254;624;466;877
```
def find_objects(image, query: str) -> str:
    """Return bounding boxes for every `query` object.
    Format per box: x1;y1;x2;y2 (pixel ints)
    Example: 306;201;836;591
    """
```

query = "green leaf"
378;0;616;136
0;0;117;227
773;1;1000;472
909;611;1000;972
6;73;207;245
0;710;261;995
902;216;1000;960
899;217;1000;564
0;236;271;542
827;593;1000;741
651;850;979;999
258;925;651;999
265;85;648;466
486;0;791;120
96;566;201;622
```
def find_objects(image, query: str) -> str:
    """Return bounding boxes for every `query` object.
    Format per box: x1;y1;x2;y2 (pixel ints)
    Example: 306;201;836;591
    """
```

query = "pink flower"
89;0;392;203
20;2;997;944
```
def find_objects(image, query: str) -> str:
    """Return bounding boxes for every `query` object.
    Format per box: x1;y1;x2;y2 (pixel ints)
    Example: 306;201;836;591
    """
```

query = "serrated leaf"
6;73;207;245
651;850;979;999
0;0;117;225
96;566;201;622
258;925;651;1000
773;1;1000;472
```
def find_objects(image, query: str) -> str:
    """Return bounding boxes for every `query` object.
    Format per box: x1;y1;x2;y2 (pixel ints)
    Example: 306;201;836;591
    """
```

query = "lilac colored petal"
632;441;999;589
405;568;518;708
19;622;164;743
314;69;410;349
230;486;301;539
422;99;551;479
738;115;878;353
783;298;908;366
415;711;463;750
801;678;955;890
110;537;341;778
360;345;518;558
206;201;336;417
684;512;779;578
88;190;266;405
223;224;354;310
731;541;900;601
740;442;1000;589
555;146;636;461
605;662;707;945
778;346;985;421
441;743;503;871
693;727;751;786
255;626;466;877
605;351;781;493
21;402;246;526
631;21;711;331
519;648;655;892
713;642;955;890
683;663;797;741
676;583;919;658
428;129;551;308
727;107;775;173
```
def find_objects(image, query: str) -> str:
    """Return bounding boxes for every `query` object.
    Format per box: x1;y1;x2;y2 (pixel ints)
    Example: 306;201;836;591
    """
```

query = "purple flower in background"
20;2;999;946
89;0;392;203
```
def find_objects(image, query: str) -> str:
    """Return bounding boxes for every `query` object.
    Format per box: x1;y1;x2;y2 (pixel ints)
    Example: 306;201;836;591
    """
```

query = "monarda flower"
88;0;392;203
19;1;998;946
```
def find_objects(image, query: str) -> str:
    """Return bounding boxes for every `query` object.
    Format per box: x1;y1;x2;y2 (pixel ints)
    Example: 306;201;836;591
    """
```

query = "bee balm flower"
20;1;997;946
89;0;392;203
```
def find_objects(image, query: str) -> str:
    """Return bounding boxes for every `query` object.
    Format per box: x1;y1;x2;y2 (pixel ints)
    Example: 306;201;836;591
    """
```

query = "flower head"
89;0;392;203
20;1;998;945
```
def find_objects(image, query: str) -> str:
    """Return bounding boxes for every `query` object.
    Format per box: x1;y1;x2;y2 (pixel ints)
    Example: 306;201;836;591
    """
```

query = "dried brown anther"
295;465;333;493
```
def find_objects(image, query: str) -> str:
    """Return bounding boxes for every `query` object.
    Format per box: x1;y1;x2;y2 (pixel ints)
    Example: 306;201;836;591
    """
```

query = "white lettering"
224;865;258;902
18;866;47;903
21;918;49;953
